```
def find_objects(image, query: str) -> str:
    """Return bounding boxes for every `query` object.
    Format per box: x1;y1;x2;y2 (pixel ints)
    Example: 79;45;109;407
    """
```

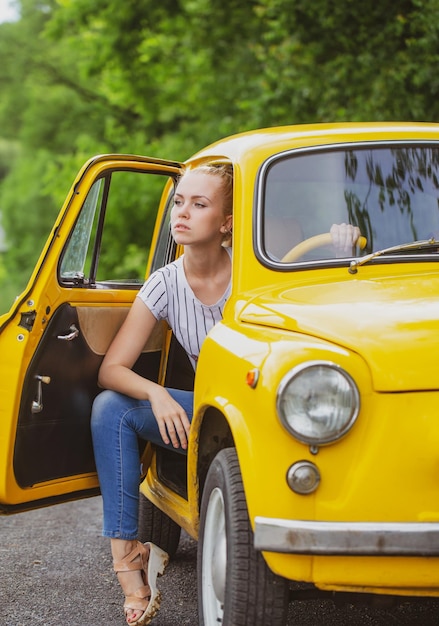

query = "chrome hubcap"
202;487;226;624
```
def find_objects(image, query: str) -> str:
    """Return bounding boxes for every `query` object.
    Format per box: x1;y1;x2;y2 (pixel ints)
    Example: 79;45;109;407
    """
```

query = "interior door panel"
13;304;165;487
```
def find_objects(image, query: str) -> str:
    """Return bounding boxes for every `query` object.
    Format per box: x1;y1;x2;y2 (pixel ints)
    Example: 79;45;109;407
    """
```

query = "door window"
59;169;173;287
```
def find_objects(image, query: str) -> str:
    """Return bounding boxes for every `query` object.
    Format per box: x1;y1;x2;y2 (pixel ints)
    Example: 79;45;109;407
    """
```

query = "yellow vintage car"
1;122;439;625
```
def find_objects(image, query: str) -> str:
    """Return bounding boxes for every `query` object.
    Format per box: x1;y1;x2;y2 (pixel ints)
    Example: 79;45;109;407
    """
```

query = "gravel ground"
0;497;198;626
0;497;438;625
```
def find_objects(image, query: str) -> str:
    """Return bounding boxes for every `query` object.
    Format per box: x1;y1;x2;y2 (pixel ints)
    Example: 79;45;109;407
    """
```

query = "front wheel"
198;448;289;626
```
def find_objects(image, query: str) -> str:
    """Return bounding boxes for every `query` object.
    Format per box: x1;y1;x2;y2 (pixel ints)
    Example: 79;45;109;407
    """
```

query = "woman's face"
171;171;232;246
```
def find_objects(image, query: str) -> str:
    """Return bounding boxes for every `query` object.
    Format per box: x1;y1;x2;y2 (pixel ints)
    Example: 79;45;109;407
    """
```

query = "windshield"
262;145;439;263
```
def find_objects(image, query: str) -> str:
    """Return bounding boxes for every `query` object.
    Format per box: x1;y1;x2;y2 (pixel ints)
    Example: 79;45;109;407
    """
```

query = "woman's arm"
98;297;191;449
98;297;159;399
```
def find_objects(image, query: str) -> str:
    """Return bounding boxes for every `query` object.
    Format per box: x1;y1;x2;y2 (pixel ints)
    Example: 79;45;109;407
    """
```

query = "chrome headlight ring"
276;361;360;445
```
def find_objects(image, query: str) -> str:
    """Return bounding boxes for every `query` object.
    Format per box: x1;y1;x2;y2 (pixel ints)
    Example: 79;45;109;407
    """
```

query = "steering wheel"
281;233;367;263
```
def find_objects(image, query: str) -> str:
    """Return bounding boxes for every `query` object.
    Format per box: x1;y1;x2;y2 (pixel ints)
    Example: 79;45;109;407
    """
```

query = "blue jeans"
91;388;193;540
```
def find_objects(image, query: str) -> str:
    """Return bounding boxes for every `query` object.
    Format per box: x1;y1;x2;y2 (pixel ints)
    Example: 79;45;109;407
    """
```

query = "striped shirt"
137;250;231;370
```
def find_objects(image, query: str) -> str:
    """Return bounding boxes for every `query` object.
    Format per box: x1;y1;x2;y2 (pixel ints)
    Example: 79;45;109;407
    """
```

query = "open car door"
0;154;183;513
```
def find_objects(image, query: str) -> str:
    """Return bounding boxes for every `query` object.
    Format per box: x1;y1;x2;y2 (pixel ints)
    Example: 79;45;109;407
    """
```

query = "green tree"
2;0;439;313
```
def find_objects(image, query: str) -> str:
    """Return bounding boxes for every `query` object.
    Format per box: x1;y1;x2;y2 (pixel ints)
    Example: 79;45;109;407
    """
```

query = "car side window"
59;179;102;282
59;170;170;288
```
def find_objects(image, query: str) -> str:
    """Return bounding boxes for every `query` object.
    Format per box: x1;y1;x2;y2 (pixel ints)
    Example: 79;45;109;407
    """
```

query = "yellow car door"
0;154;182;512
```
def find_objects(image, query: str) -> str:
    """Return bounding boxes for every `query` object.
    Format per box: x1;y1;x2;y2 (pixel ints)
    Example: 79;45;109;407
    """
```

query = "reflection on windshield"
263;146;439;263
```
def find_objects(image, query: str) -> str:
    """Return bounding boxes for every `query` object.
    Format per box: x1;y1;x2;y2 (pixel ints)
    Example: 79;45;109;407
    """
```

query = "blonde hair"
180;164;233;214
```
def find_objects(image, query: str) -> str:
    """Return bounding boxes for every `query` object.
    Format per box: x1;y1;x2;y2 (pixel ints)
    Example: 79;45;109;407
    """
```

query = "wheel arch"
196;406;235;510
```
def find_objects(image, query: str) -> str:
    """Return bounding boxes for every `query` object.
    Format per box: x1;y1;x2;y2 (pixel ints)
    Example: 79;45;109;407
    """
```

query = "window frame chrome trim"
254;139;439;271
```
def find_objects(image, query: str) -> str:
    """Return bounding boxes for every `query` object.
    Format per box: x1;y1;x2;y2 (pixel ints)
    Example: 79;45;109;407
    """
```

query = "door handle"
32;375;51;414
57;324;79;341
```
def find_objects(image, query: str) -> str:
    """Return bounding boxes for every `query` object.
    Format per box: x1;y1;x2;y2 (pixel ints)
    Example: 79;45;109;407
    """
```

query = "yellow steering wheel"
281;233;367;263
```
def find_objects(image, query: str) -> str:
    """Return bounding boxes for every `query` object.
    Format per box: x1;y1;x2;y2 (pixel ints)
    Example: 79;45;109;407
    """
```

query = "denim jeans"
91;388;194;540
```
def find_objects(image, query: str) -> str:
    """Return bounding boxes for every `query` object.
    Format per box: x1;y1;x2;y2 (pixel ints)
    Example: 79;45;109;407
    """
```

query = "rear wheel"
198;448;289;626
138;492;181;558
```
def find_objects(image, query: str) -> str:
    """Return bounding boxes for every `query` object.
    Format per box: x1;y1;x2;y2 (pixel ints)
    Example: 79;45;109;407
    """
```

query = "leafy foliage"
1;0;439;311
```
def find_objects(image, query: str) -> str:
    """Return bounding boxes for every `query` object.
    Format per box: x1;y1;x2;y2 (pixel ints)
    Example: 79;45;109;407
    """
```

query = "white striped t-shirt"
137;250;231;370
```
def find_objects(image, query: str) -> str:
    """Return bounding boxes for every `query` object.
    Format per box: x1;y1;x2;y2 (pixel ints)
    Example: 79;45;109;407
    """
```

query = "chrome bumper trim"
254;517;439;556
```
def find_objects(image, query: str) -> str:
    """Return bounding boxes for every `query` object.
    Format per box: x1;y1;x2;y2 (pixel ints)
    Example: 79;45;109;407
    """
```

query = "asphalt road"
0;497;438;626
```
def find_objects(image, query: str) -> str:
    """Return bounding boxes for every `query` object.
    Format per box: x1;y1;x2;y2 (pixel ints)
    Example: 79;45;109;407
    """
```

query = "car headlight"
277;361;360;445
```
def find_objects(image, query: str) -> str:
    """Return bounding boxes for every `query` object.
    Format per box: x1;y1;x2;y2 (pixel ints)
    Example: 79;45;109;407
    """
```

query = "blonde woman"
91;164;233;625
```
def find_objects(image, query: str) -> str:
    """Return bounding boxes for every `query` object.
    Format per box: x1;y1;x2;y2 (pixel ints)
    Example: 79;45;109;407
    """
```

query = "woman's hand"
148;385;191;450
330;223;362;257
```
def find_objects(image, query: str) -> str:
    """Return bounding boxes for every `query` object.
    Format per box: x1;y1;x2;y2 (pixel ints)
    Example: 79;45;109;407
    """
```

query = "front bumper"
254;517;439;556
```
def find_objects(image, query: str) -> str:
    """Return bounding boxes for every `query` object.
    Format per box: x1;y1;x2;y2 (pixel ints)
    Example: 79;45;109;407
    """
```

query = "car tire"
198;447;289;626
137;491;181;558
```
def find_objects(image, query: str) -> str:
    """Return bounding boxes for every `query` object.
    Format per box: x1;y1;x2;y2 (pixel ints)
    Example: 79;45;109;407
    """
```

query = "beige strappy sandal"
113;541;169;626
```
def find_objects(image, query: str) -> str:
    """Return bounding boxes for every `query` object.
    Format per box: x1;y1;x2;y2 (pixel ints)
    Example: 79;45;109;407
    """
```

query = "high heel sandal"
114;541;169;626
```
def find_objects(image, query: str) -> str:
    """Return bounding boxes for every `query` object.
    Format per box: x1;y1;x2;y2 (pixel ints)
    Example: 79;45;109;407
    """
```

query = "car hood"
239;272;439;391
